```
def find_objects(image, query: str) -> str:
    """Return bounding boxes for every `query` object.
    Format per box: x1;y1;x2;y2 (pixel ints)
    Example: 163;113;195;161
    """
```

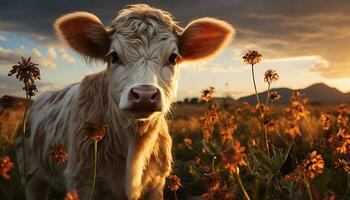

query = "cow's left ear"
54;12;110;60
178;17;235;62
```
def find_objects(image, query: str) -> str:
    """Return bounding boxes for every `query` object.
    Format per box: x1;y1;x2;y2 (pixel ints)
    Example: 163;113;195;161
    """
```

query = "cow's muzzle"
126;85;162;113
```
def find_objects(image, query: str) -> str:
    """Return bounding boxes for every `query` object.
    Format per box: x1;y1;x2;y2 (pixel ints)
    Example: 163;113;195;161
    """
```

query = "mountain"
238;83;350;105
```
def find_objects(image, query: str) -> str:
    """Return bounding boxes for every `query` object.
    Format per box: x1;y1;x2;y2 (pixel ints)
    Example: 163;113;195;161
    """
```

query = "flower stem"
266;83;271;106
263;125;270;157
251;64;261;106
304;176;314;200
251;64;270;157
263;80;272;158
204;156;217;176
21;94;31;182
211;156;217;173
235;167;250;200
89;141;98;200
174;191;178;200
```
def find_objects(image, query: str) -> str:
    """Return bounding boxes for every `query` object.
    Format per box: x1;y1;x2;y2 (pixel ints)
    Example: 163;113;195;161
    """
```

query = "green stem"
266;83;271;106
251;64;261;106
251;64;270;157
235;167;250;200
263;125;270;157
22;94;31;182
264;83;271;158
89;141;98;200
304;176;314;200
211;156;217;173
174;191;178;200
204;156;217;176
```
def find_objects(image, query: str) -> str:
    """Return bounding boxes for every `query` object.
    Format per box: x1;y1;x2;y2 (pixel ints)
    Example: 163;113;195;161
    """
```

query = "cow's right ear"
54;12;110;60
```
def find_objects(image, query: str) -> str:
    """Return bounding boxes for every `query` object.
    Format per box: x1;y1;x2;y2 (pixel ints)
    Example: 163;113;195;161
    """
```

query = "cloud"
310;59;330;73
0;46;28;67
233;11;350;78
59;48;75;64
182;61;246;73
0;44;77;70
41;59;56;69
32;48;42;58
0;0;349;78
47;47;57;61
0;45;57;69
31;47;56;69
0;75;62;98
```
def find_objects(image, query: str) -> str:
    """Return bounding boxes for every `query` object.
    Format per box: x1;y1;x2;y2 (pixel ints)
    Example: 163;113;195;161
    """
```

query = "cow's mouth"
123;106;162;119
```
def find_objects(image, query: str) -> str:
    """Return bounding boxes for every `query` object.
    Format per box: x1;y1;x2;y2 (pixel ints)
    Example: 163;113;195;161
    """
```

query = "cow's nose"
128;85;161;111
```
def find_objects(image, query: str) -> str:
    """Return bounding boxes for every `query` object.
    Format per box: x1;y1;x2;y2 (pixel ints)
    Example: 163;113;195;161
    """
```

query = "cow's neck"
78;71;164;199
123;117;162;200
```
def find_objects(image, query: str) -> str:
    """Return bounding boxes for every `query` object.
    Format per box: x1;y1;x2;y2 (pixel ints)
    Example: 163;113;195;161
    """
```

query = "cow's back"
27;83;79;174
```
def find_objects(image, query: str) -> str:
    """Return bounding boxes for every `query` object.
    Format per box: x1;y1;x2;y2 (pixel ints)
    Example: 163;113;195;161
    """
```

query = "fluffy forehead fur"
22;5;235;199
55;3;234;64
106;4;183;64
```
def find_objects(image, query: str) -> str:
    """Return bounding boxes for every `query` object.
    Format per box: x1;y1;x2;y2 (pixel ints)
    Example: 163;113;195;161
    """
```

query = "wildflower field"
1;51;350;200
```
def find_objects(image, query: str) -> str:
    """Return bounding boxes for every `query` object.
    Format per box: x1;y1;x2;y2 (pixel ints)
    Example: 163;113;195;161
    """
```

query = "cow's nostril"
131;88;140;100
150;90;159;101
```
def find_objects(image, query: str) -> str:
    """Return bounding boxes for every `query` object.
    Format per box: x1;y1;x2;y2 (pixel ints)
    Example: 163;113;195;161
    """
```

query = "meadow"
1;51;350;200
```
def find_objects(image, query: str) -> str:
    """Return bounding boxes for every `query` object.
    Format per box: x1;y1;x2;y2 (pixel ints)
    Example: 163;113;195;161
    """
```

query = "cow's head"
55;4;234;120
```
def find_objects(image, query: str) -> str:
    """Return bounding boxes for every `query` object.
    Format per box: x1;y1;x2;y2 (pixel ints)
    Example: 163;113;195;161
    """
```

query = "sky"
0;0;350;100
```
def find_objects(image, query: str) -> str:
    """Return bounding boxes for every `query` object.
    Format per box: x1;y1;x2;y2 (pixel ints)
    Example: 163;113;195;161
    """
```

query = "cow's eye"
168;53;178;65
111;52;119;64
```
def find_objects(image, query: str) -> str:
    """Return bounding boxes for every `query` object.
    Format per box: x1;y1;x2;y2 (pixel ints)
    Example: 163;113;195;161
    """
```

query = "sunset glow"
1;0;350;100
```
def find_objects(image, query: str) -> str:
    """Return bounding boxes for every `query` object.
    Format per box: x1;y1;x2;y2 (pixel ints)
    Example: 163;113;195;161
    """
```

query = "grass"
1;53;350;200
1;100;350;199
166;101;350;200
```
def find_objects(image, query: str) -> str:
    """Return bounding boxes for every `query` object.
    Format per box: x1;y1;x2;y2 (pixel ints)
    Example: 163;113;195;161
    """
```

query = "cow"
18;4;235;200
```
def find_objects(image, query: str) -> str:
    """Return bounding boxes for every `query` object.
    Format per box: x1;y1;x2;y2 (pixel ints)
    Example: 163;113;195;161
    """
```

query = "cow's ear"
54;12;110;60
178;17;235;62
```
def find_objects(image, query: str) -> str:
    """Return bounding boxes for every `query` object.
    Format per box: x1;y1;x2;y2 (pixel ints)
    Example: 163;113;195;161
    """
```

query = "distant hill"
238;83;350;105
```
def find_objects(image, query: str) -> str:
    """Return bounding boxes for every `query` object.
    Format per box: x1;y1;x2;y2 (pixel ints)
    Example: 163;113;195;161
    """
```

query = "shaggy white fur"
17;4;235;200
